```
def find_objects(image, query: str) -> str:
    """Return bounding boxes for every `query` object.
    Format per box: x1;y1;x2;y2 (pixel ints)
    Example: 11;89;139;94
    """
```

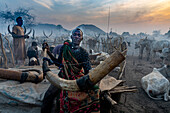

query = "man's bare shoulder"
13;25;21;29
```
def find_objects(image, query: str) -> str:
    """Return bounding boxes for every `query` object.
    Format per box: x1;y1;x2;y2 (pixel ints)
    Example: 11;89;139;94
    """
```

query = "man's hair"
72;28;83;36
16;16;22;22
32;41;38;46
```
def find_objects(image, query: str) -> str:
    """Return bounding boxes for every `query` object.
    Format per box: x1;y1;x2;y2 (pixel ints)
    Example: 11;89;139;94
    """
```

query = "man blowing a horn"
41;28;100;113
10;16;29;65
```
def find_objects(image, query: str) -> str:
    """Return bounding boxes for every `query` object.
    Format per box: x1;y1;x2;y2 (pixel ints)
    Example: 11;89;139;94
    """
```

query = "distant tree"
0;7;35;27
164;28;170;38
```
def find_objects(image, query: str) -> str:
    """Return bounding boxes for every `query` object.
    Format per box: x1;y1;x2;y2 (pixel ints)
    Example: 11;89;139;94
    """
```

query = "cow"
127;41;131;47
135;38;151;60
29;57;39;66
135;38;170;61
158;48;170;65
141;68;170;101
151;40;170;61
89;49;102;61
157;65;170;78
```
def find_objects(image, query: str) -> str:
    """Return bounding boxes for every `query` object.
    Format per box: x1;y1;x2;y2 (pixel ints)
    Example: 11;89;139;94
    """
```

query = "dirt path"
112;56;170;113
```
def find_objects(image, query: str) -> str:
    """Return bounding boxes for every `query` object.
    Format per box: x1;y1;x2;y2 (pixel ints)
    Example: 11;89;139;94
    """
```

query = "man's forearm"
47;50;56;61
12;33;28;39
47;50;62;67
12;34;24;38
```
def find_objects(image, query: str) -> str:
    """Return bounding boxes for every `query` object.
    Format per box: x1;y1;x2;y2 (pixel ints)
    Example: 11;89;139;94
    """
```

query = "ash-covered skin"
71;28;83;49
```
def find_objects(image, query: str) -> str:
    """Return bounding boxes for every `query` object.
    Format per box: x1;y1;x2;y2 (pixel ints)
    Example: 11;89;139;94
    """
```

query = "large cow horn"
43;30;53;38
24;26;32;35
43;30;48;38
8;25;12;35
32;29;35;39
46;50;125;91
24;26;26;34
0;68;43;83
26;29;32;35
49;31;53;37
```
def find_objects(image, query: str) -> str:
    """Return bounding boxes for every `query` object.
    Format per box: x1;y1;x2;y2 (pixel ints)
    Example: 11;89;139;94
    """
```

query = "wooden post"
4;35;15;67
0;33;8;68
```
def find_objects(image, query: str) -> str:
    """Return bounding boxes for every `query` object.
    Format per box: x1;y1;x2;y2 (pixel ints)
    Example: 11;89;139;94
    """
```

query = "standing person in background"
11;16;29;65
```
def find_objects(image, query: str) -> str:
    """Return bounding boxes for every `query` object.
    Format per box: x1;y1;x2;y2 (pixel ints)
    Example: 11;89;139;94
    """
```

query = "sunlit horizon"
0;0;170;34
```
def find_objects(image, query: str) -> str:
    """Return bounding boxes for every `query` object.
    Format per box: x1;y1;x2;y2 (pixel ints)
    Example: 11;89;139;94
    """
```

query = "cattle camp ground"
0;31;170;113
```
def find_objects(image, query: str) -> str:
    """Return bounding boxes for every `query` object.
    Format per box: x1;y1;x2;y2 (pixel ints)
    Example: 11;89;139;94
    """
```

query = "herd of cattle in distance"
0;27;170;102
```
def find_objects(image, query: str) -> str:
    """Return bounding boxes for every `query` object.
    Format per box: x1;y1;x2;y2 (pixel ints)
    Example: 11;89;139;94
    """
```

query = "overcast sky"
0;0;170;34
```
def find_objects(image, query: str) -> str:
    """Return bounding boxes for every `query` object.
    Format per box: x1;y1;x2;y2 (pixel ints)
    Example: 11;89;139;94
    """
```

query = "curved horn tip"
26;29;32;35
48;31;53;37
24;26;26;34
8;25;12;34
43;30;48;38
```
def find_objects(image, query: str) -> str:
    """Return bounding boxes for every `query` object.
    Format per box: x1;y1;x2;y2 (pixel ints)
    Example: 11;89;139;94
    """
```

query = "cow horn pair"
43;30;53;38
46;50;125;91
8;25;32;35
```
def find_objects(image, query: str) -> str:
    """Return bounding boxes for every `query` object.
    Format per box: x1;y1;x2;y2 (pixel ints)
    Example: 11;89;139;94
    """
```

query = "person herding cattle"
8;16;30;65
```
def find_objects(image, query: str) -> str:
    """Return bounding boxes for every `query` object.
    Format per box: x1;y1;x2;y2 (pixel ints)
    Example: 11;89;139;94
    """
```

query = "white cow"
157;65;170;78
160;48;170;65
141;68;170;101
151;40;170;61
135;38;170;61
96;52;110;62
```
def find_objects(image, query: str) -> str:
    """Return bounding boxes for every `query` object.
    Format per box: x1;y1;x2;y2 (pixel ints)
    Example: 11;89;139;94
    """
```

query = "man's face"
71;30;83;45
17;18;23;26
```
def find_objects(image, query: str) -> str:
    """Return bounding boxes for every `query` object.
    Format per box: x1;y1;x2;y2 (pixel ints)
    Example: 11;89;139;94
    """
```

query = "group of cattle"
135;37;170;63
135;37;170;101
47;37;170;102
2;29;170;102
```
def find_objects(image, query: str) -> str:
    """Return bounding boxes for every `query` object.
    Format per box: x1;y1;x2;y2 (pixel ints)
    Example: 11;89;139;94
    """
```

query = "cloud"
33;0;53;10
2;0;168;34
54;0;81;5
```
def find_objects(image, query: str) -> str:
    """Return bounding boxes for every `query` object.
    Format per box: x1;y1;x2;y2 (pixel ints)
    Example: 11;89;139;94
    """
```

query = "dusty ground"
1;54;170;113
110;55;170;113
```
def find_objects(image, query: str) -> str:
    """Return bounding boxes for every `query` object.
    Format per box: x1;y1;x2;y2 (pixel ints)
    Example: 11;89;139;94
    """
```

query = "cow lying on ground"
141;68;170;101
